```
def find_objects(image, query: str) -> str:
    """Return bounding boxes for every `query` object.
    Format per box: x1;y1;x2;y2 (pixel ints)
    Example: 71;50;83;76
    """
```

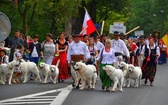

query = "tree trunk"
90;0;97;23
65;17;72;36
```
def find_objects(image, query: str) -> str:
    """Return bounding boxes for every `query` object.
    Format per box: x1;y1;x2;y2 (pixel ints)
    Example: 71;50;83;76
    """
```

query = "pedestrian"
86;37;98;65
41;33;56;65
94;35;104;53
127;38;138;65
0;49;9;64
97;39;116;91
29;34;43;80
12;51;25;84
158;40;167;64
111;31;130;67
52;32;69;82
136;35;146;67
26;35;32;47
9;30;24;62
83;34;89;46
67;35;73;45
100;33;108;45
67;33;90;88
141;38;160;86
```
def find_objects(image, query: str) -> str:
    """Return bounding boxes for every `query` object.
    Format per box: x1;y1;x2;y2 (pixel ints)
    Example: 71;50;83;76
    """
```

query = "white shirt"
97;48;116;64
111;39;130;57
141;44;160;58
1;55;9;63
159;44;166;48
67;41;90;62
94;41;104;51
31;42;38;57
145;39;149;45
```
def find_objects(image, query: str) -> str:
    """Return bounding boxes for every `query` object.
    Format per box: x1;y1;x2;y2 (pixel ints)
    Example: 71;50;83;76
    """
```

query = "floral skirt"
142;60;157;82
52;52;69;80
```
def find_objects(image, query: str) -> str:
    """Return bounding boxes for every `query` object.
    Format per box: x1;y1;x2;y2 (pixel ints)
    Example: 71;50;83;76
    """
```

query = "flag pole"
100;20;105;35
80;25;88;35
125;26;140;35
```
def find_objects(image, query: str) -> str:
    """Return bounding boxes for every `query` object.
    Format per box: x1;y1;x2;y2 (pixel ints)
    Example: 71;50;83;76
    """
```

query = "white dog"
103;65;124;92
127;64;142;87
39;60;60;84
17;61;41;83
119;61;129;87
73;62;97;90
70;61;80;88
0;61;20;85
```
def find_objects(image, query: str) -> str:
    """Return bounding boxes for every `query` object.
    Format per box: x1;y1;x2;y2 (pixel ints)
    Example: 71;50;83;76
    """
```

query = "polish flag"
82;10;96;36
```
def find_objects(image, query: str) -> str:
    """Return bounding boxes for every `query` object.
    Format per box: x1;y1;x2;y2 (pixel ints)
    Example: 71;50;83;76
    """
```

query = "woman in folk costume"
52;32;69;82
86;38;98;65
97;39;116;91
158;40;167;64
141;38;160;86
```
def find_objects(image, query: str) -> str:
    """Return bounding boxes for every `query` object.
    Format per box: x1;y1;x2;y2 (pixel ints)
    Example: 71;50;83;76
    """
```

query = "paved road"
63;63;168;105
0;63;168;105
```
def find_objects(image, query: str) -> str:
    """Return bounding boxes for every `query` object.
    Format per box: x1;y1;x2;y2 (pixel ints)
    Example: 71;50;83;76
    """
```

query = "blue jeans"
29;57;39;65
29;57;39;78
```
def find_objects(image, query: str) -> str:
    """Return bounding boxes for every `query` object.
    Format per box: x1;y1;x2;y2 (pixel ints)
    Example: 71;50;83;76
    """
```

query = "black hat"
72;33;81;37
0;49;7;55
120;33;125;36
94;35;100;39
101;33;107;37
138;35;144;39
114;31;120;35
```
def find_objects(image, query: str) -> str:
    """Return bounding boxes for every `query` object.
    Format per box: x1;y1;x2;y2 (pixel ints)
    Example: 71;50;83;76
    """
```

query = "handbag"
38;58;44;66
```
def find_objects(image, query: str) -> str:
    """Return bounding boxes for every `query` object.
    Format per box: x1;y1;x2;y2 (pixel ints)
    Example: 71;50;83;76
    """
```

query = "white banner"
134;30;144;36
109;25;126;34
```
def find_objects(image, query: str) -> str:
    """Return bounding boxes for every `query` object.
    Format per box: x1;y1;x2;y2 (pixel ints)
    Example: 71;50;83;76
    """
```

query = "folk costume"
52;39;69;80
141;44;160;85
158;44;167;64
97;48;116;89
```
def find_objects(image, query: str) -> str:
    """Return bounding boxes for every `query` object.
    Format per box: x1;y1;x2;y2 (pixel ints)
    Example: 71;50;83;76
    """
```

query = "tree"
126;0;168;37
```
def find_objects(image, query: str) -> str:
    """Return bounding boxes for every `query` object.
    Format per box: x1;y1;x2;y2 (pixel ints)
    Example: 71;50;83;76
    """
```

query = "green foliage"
126;0;168;37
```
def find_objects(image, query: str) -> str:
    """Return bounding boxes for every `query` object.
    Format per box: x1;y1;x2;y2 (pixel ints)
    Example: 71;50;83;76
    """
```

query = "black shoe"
72;82;75;87
58;79;61;83
76;85;80;89
144;79;147;85
102;85;105;90
61;79;64;82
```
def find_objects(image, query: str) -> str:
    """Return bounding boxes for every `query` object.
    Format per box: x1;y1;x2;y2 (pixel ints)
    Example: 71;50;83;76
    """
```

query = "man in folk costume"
111;31;130;68
67;33;90;88
141;38;160;86
136;35;146;67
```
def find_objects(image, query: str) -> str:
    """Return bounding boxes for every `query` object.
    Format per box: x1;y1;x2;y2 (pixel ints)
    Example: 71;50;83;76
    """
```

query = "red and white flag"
82;9;96;36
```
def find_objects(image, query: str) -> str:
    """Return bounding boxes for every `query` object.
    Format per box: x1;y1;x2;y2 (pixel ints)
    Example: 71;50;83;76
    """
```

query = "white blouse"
141;44;160;58
97;48;116;64
94;41;104;51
